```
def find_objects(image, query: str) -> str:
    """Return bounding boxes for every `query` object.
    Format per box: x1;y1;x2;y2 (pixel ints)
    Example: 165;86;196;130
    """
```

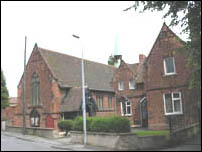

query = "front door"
140;98;148;127
45;115;54;128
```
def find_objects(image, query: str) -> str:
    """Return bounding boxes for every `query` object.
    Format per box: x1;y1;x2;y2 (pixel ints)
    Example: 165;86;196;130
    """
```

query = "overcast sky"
1;1;188;97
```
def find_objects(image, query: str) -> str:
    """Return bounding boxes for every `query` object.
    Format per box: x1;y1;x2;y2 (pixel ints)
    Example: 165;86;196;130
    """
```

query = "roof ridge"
127;63;139;65
38;47;116;69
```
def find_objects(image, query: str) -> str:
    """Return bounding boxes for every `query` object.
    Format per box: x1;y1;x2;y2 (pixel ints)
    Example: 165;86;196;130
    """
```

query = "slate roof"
60;87;82;112
38;47;116;92
127;63;139;74
127;62;144;83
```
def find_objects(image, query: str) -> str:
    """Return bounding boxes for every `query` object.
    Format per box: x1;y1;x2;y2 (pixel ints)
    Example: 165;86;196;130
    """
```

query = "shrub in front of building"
58;119;73;135
72;116;94;131
71;116;131;133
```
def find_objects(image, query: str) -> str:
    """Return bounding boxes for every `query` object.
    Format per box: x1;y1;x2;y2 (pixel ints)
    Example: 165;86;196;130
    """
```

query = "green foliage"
1;69;9;109
90;117;109;132
124;1;201;91
108;55;116;66
136;130;169;137
90;116;131;133
72;116;90;132
72;116;94;131
72;116;131;133
72;116;83;131
58;119;73;135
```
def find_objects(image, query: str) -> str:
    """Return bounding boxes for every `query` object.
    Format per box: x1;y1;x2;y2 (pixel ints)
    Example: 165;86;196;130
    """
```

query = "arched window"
31;73;40;106
30;109;40;127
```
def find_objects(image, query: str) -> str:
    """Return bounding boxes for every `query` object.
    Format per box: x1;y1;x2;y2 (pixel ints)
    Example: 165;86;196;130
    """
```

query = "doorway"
140;97;148;127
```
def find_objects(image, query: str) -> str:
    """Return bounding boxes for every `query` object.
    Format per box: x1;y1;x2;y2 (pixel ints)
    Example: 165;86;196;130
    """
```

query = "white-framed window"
163;92;183;115
163;57;176;75
121;100;132;116
129;80;135;90
118;81;124;90
97;96;103;110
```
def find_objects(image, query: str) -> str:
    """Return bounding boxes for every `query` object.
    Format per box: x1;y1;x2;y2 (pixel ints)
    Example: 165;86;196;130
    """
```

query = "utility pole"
22;36;27;134
72;34;87;146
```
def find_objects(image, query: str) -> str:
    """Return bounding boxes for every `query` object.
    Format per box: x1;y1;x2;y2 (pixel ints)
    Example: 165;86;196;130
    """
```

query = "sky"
1;1;189;97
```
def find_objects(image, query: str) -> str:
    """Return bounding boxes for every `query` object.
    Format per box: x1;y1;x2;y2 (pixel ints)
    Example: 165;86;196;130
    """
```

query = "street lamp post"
72;34;87;146
22;36;27;135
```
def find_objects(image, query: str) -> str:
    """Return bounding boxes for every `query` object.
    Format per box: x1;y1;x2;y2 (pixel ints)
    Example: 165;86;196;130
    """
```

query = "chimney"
114;55;122;61
114;55;122;68
139;54;146;63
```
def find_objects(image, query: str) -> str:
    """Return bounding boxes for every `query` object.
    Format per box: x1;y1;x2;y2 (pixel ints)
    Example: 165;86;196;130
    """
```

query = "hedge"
72;116;94;131
71;116;131;133
58;119;73;135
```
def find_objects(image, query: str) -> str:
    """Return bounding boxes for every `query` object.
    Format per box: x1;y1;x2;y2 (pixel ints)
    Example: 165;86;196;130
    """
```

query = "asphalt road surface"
1;134;65;151
1;132;201;151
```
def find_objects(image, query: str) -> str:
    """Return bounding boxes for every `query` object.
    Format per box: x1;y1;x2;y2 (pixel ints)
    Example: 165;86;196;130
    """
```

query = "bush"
90;116;131;133
72;116;94;131
72;116;131;133
72;117;83;131
58;120;73;135
90;117;108;132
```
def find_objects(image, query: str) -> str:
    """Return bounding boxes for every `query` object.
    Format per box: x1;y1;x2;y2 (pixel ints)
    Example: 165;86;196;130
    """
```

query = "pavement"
159;135;201;151
1;130;201;151
158;133;201;151
1;131;114;151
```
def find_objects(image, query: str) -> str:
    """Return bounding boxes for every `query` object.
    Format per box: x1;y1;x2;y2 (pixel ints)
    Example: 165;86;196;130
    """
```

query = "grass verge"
136;130;169;137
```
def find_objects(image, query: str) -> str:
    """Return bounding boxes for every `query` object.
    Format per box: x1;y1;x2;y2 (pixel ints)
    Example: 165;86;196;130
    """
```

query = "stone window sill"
28;105;43;109
122;114;132;117
163;73;178;77
165;112;183;116
98;109;114;112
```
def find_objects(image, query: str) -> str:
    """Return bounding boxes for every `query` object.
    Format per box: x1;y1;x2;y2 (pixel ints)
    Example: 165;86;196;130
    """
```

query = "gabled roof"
127;62;145;83
116;60;144;84
127;63;139;74
145;22;186;65
38;47;116;92
9;97;17;105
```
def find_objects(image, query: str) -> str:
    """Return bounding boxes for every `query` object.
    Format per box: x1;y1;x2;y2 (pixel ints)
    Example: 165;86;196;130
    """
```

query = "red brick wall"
145;24;195;130
15;46;62;130
91;91;116;117
147;90;168;130
147;87;199;130
2;106;17;126
145;26;190;91
112;61;145;125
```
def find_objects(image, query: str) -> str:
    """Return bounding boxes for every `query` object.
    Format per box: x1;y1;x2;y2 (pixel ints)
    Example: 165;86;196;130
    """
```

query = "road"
1;132;201;151
1;134;65;151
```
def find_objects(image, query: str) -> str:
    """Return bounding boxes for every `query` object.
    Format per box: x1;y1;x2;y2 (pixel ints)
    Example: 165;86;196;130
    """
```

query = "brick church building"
3;23;200;136
12;44;116;131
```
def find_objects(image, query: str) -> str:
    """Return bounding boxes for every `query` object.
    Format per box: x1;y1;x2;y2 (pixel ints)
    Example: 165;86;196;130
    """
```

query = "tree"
108;55;116;66
1;68;9;109
124;1;201;90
